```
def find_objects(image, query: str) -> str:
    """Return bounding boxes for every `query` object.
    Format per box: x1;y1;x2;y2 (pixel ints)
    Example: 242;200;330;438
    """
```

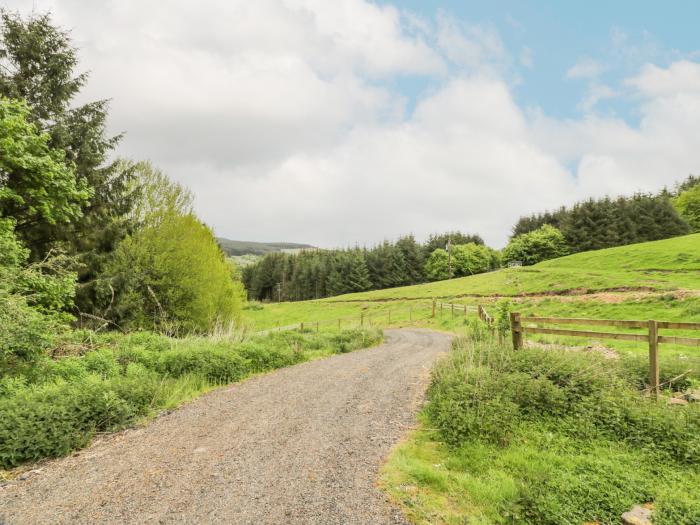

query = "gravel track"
0;329;452;525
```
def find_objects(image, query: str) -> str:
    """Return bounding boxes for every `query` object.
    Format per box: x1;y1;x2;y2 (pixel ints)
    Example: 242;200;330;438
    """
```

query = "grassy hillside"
217;238;314;256
246;233;700;330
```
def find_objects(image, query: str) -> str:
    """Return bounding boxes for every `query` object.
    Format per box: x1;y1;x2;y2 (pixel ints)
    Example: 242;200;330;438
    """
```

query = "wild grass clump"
409;335;700;524
0;327;382;469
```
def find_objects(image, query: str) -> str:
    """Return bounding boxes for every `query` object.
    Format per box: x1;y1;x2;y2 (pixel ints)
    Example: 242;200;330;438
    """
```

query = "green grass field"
245;234;700;360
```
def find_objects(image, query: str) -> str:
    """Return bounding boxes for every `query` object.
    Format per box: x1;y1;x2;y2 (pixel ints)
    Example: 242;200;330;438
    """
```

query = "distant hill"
217;238;315;256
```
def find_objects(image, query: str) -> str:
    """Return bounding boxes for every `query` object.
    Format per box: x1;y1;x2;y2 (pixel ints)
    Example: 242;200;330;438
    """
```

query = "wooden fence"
256;302;438;336
510;313;700;393
434;301;478;319
257;300;485;336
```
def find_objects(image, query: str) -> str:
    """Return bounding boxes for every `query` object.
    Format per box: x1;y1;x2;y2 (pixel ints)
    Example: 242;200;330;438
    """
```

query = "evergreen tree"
346;251;371;292
511;207;566;238
0;11;139;312
424;231;484;257
396;235;425;284
325;264;347;297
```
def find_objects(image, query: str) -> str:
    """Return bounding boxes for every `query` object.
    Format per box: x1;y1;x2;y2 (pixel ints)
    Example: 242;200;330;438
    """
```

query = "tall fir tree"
0;11;140;313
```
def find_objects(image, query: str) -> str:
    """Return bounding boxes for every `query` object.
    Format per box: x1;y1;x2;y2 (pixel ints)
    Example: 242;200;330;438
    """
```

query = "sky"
5;0;700;248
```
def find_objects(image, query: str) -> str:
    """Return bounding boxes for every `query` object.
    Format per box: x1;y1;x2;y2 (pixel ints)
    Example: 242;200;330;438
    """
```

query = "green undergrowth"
0;327;382;470
381;333;700;525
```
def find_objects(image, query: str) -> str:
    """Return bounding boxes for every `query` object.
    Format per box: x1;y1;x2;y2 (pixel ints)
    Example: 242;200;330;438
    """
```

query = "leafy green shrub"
581;390;700;465
0;293;59;364
0;327;381;468
236;342;301;372
502;224;570;266
432;338;700;465
673;181;700;232
517;449;655;525
424;335;700;523
620;354;696;391
427;368;520;446
154;347;248;383
0;371;159;467
106;211;246;334
494;299;512;339
330;328;382;353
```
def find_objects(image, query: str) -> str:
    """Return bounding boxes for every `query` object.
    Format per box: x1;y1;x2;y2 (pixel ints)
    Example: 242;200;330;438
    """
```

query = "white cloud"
626;60;700;96
578;83;618;112
566;57;606;79
533;61;700;198
435;13;507;72
3;1;700;248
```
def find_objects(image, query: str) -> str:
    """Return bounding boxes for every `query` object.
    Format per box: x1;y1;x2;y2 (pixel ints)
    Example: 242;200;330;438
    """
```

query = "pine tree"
346;252;372;292
396;235;425;284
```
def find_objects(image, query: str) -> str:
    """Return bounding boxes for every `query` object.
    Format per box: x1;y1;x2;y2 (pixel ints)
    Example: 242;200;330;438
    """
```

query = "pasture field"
245;233;700;359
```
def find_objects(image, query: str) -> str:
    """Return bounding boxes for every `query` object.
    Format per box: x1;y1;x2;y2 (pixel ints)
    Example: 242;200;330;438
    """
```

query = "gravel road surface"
0;329;451;525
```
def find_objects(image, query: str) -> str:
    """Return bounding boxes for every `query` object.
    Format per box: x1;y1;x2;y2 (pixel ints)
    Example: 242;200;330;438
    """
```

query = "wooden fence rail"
510;313;700;394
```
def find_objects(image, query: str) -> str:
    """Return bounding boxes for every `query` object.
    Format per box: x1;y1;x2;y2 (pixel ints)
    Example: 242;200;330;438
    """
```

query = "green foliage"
423;231;484;256
502;224;569;266
673;181;700;232
0;97;89;229
452;243;496;276
494;299;512;339
127;160;193;227
0;293;59;364
0;327;381;468
0;12;141;316
106;212;245;333
424;249;449;281
347;251;372;292
0;369;160;467
244;232;494;301
414;336;700;524
0;218;73;366
512;191;690;253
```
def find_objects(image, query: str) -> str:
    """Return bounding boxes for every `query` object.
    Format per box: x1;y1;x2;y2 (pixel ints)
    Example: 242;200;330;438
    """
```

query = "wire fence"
255;300;487;336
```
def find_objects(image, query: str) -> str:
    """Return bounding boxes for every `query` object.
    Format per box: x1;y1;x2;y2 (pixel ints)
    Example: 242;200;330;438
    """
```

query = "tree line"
0;10;244;364
242;232;497;301
245;180;700;302
511;185;696;254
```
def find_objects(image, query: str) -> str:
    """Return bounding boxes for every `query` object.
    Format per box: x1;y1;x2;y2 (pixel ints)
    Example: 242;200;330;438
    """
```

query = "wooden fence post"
361;312;364;327
338;318;341;330
478;305;484;322
432;300;436;318
409;307;413;321
451;303;454;318
316;322;319;333
464;304;467;318
300;322;304;332
440;303;443;317
388;311;392;324
648;320;660;395
510;312;523;350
